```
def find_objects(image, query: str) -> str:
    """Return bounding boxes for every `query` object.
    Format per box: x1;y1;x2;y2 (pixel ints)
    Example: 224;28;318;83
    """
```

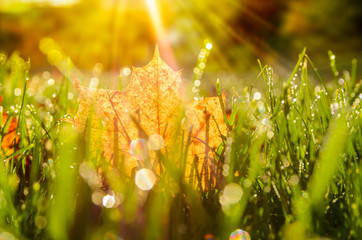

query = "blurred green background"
0;0;361;82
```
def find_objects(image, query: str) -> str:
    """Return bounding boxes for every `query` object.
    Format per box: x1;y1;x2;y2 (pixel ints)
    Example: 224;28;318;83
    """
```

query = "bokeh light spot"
92;191;104;206
47;78;55;86
253;92;261;101
103;194;116;208
135;168;156;191
35;216;47;229
148;134;164;150
130;139;149;161
14;88;22;96
220;183;243;205
122;67;131;76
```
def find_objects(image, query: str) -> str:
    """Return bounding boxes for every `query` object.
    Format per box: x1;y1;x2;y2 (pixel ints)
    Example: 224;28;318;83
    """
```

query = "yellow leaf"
70;46;227;188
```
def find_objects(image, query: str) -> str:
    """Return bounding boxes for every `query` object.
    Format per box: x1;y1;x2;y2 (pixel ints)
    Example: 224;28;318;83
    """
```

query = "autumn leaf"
0;96;19;155
185;93;227;188
69;46;227;188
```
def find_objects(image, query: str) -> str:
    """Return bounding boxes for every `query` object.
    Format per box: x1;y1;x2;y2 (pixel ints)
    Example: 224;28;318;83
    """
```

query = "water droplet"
206;42;213;50
135;168;157;191
229;229;250;240
193;68;200;75
253;92;261;101
194;80;201;87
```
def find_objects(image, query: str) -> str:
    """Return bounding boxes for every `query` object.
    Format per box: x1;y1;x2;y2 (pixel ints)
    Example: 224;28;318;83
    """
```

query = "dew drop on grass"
194;79;201;87
206;42;213;50
253;92;261;101
193;68;200;75
135;168;156;191
229;229;250;240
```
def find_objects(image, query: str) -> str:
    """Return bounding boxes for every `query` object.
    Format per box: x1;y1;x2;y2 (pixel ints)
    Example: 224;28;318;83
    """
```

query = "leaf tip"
153;44;160;60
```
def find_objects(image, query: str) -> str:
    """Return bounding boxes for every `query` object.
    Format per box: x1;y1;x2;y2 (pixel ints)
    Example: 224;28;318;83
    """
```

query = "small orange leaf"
1;96;19;155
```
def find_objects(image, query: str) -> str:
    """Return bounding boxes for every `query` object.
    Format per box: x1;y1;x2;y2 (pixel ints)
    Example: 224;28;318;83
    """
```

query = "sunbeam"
145;0;177;69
